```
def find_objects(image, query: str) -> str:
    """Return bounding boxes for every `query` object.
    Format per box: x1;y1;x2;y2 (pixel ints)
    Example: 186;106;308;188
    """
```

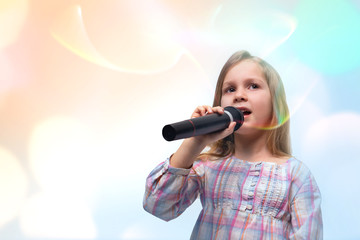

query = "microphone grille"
224;106;244;131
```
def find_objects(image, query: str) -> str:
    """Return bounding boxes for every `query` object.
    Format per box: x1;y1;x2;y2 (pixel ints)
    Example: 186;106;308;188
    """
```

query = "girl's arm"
143;106;236;221
142;158;203;221
289;163;323;239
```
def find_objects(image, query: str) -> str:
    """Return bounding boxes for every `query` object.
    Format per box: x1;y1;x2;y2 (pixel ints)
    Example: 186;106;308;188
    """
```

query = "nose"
234;89;247;103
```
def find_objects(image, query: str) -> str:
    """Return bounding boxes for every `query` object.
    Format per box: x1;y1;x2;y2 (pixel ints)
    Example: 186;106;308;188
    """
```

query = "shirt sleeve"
289;162;323;239
143;158;203;221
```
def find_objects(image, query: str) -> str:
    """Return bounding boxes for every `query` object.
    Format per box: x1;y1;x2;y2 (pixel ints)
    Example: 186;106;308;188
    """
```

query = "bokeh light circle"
28;116;99;197
0;0;28;48
292;0;360;74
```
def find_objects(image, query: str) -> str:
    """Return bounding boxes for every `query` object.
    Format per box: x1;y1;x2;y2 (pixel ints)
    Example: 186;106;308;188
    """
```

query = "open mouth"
238;108;252;116
242;111;251;117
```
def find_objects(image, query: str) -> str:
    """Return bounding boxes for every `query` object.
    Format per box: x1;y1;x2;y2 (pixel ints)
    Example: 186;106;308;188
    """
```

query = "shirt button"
247;205;253;210
251;182;256;187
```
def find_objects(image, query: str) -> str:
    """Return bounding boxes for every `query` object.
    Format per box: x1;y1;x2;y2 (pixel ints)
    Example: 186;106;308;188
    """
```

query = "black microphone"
162;106;244;141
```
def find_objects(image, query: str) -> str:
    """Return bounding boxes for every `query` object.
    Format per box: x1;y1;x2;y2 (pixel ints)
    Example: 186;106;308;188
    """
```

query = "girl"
143;51;323;239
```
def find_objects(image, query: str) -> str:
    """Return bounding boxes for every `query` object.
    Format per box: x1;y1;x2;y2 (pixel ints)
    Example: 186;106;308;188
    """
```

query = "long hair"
201;50;291;159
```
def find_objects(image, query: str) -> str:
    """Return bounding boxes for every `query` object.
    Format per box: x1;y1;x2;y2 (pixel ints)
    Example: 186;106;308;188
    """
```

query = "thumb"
216;121;237;140
225;121;237;134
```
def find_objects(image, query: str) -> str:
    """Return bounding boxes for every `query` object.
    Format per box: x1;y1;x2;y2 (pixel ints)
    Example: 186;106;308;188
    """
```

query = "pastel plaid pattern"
143;156;323;239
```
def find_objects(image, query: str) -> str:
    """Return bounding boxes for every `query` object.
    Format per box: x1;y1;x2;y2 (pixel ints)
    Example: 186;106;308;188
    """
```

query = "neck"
233;130;272;162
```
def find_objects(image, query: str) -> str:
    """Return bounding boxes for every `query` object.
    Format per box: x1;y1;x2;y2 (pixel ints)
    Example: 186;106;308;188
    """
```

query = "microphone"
162;106;244;141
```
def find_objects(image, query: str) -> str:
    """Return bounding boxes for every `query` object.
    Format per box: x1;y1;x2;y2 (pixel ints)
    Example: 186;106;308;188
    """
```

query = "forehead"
223;60;266;84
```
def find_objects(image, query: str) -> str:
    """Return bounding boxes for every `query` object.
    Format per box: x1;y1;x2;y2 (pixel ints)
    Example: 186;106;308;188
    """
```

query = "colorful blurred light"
0;0;359;239
51;2;185;74
210;5;297;56
50;5;122;72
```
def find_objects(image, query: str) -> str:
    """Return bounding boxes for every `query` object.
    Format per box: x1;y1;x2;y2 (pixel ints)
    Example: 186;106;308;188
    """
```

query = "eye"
225;87;235;93
249;83;259;89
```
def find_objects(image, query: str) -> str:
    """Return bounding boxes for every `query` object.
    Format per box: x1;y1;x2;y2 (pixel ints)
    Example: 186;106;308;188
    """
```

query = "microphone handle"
162;113;231;141
162;106;243;141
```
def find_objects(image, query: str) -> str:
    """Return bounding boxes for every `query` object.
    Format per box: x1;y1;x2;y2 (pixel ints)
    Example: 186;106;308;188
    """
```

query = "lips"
237;107;252;116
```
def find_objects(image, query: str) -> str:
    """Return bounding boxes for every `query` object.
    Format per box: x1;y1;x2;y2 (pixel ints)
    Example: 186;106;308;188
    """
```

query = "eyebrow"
223;77;266;87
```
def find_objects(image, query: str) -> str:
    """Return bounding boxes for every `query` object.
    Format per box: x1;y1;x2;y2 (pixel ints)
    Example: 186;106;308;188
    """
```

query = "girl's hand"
190;105;223;118
190;105;236;146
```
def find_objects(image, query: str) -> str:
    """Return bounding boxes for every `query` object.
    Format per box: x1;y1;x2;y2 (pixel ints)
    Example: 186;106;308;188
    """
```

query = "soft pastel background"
0;0;359;239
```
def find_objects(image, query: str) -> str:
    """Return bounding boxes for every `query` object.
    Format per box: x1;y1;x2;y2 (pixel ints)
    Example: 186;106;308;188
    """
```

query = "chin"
235;124;265;134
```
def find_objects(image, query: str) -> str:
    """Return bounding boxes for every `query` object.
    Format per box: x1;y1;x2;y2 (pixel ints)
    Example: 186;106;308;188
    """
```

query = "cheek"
259;95;273;121
265;100;274;122
267;106;274;122
220;96;229;107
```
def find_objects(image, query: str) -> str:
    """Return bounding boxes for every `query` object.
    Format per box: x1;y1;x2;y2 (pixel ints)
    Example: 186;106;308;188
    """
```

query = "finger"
220;122;237;138
223;121;236;133
205;105;213;114
198;105;207;116
206;121;236;142
228;121;237;131
192;105;207;118
212;106;224;114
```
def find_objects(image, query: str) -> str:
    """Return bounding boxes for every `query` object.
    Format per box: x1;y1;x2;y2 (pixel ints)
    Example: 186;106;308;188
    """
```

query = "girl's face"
220;60;273;132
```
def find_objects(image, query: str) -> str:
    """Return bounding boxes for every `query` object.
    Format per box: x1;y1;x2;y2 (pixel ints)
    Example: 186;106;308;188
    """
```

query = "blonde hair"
202;50;291;159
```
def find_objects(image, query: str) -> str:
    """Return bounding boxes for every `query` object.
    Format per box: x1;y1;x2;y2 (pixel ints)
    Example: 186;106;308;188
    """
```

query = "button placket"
242;163;262;212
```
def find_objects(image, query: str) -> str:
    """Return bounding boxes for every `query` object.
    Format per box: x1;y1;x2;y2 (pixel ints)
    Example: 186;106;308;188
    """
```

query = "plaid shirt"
143;156;323;239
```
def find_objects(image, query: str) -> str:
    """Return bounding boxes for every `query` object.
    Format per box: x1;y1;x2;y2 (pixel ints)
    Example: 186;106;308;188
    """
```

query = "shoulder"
286;157;312;179
286;157;321;197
